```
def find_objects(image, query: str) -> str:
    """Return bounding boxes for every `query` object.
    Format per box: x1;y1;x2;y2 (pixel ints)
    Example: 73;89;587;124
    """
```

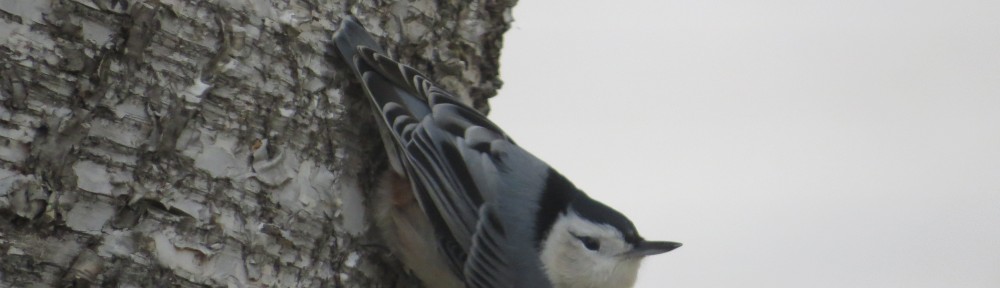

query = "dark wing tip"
332;16;385;74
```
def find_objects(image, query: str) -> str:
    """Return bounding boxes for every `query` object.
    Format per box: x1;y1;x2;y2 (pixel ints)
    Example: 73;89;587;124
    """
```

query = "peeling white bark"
0;0;515;287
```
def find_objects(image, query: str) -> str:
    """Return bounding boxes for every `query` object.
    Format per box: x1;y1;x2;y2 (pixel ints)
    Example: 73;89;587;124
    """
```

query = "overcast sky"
489;1;1000;287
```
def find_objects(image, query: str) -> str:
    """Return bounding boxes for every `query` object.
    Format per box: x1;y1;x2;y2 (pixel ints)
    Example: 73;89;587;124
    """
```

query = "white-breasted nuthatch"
333;17;681;288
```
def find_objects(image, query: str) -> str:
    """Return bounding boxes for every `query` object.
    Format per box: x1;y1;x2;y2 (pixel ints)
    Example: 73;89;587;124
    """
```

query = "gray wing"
333;18;552;288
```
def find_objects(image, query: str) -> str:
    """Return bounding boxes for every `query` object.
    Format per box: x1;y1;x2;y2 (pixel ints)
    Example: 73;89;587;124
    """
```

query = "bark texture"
0;0;514;287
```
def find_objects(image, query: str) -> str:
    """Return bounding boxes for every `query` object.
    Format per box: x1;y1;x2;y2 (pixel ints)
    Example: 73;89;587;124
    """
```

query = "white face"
540;211;645;288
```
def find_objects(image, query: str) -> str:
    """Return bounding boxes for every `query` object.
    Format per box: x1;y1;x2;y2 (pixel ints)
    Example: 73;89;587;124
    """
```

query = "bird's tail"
333;17;428;176
332;16;385;77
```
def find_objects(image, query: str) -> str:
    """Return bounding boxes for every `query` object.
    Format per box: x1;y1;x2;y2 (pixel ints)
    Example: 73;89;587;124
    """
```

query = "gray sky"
489;1;1000;287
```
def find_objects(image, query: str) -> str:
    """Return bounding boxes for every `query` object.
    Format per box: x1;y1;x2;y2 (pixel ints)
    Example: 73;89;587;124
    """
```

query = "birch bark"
0;0;514;286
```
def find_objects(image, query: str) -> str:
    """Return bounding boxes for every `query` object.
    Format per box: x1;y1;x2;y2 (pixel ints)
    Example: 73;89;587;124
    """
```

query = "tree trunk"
0;0;514;287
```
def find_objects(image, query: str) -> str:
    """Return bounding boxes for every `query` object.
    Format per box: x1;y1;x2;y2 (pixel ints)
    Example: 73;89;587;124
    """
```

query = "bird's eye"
573;235;601;251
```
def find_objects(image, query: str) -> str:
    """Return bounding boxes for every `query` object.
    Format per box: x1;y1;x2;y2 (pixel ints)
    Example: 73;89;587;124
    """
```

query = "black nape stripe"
534;169;580;247
533;169;644;246
569;190;643;245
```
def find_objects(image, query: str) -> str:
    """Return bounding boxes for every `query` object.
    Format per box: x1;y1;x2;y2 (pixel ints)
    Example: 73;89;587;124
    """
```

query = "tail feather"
332;16;385;75
333;17;413;175
333;16;472;278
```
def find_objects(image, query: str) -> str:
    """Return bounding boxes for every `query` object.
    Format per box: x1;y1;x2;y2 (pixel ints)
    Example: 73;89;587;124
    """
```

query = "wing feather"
464;206;512;288
334;18;552;288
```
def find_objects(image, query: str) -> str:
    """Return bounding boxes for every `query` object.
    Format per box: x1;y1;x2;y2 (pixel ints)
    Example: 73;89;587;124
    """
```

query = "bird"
333;17;681;288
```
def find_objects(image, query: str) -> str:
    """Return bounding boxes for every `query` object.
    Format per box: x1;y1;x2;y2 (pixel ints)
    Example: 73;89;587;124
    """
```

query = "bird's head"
539;198;681;288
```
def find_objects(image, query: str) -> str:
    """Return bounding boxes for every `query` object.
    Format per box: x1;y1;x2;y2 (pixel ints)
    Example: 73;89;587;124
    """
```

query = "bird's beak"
628;241;682;258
